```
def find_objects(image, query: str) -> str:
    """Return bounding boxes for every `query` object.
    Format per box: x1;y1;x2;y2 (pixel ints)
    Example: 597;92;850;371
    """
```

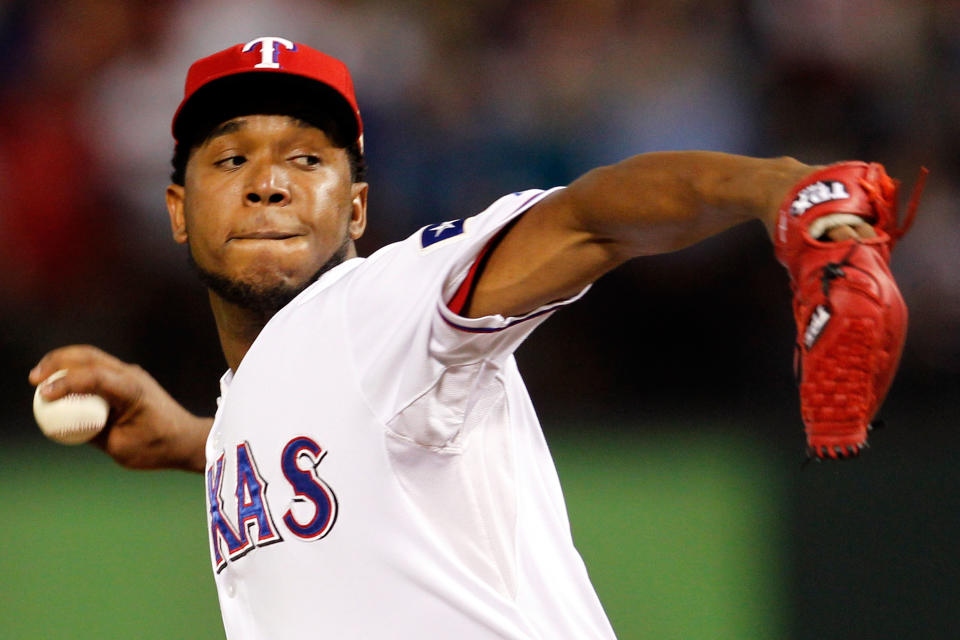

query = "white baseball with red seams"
33;369;109;445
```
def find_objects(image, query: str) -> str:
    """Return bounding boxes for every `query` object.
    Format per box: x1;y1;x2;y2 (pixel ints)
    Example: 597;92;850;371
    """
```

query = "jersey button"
224;578;236;598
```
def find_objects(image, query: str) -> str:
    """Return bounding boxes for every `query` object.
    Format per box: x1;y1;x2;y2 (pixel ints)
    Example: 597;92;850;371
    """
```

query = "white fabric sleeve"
342;188;589;426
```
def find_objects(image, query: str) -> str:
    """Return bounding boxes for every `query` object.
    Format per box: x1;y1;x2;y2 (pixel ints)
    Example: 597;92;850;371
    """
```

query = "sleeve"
343;188;589;428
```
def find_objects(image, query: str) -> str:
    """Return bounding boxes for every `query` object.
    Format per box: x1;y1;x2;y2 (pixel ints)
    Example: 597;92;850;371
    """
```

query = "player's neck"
208;293;272;371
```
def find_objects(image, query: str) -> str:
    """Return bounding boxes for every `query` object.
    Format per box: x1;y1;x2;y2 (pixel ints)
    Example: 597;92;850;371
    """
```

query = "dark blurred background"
1;1;957;638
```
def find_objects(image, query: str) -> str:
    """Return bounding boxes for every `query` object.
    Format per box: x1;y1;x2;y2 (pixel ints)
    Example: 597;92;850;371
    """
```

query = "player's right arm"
29;346;211;473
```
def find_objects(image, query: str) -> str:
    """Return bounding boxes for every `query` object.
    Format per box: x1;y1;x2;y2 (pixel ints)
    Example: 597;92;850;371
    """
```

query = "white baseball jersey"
204;188;617;639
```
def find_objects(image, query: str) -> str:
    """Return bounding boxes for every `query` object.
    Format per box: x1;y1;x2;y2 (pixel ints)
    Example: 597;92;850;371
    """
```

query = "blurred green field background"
0;429;783;639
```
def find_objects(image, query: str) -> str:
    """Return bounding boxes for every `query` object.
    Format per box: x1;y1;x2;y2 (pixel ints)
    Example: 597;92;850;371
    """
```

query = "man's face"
166;114;367;312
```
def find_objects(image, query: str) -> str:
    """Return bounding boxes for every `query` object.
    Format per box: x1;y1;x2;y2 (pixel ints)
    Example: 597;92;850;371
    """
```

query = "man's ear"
166;184;188;244
348;182;368;240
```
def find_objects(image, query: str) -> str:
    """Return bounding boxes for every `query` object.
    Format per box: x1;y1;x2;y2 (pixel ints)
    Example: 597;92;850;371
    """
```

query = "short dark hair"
170;73;366;186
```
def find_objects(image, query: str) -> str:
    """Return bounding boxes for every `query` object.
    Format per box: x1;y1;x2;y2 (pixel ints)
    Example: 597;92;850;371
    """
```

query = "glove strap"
819;241;860;297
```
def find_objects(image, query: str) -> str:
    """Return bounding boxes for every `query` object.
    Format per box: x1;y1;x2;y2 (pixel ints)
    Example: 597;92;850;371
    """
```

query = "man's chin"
193;266;307;315
188;242;349;316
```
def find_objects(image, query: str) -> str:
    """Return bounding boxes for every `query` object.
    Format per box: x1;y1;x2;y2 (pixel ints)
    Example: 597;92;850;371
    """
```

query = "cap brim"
172;71;360;148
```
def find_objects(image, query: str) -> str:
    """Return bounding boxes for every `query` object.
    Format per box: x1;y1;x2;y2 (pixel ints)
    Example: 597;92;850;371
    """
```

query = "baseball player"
30;37;914;638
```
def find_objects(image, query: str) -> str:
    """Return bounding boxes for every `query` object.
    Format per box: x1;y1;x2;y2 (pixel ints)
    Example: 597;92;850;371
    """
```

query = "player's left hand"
774;161;926;459
823;221;876;242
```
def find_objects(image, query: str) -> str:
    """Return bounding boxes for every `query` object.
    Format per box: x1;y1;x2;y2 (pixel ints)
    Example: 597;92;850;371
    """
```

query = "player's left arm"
464;151;873;318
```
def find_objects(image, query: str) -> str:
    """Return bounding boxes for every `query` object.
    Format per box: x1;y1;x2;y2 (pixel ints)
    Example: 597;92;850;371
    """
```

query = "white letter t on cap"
242;36;296;69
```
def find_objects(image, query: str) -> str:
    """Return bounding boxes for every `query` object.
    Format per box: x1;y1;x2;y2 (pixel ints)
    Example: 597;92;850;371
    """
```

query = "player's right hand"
29;345;211;472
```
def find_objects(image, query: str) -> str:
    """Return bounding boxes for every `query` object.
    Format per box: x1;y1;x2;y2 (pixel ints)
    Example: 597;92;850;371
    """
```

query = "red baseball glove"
774;162;926;459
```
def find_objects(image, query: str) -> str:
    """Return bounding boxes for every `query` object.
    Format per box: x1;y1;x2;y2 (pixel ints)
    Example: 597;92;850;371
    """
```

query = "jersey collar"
292;256;364;307
218;257;365;390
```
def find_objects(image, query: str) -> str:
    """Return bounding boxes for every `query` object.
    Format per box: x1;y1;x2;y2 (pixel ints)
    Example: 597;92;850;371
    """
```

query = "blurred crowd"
1;0;957;424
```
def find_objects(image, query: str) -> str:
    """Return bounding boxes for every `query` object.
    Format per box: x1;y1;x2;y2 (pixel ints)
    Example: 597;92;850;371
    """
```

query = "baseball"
33;369;109;445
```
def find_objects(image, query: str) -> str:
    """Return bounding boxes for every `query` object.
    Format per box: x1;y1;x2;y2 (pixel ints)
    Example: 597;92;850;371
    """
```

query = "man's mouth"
229;231;304;241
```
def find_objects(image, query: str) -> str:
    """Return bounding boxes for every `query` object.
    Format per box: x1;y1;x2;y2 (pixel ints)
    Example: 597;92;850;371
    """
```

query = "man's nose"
245;165;291;206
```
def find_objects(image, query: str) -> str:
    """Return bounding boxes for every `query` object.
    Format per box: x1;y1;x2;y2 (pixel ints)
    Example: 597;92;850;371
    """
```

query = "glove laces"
859;165;929;244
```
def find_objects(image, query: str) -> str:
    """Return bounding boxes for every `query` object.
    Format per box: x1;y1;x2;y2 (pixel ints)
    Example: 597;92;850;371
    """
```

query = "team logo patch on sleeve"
420;219;466;250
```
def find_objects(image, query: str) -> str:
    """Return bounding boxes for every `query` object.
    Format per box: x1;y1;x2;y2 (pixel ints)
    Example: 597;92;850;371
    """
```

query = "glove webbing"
801;241;892;460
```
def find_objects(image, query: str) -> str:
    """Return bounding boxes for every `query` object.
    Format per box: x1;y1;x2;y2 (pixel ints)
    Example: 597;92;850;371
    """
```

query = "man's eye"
215;155;246;168
292;155;321;168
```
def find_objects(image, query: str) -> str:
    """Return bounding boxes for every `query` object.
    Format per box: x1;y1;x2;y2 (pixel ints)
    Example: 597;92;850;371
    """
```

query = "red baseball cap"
172;36;362;147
